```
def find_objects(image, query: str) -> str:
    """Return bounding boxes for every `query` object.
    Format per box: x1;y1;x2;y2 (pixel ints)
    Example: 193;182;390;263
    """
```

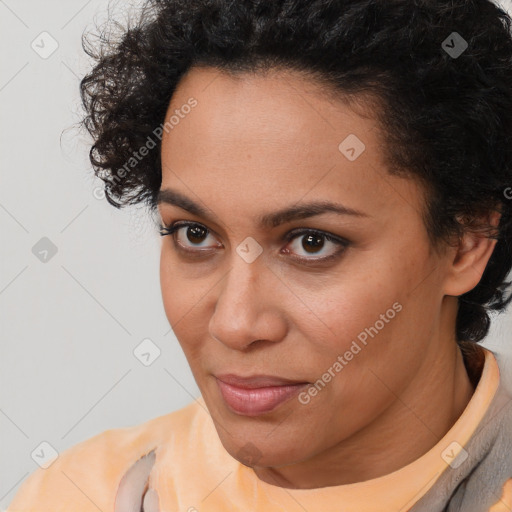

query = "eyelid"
159;221;222;252
159;220;218;239
159;220;350;262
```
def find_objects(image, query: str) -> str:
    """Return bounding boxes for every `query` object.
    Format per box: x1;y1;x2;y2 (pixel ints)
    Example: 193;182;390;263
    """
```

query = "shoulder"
7;400;201;512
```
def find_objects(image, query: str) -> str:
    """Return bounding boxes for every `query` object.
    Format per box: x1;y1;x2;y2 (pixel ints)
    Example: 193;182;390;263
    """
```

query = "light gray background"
1;0;512;509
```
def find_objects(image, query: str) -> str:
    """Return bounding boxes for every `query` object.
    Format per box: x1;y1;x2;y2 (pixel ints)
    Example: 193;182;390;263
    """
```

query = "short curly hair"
79;0;512;346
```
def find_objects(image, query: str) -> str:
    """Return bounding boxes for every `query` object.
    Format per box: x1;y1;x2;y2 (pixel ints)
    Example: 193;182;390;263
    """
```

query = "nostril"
114;449;157;512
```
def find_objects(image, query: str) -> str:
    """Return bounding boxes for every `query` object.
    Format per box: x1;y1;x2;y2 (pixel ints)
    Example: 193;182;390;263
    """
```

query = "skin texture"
157;66;500;489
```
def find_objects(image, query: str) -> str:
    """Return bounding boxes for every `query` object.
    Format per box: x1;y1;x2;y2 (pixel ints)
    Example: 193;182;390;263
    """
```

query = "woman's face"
157;66;454;469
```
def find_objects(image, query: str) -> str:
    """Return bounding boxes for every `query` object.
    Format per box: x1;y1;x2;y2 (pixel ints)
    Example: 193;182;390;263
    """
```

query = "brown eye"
160;221;349;264
301;233;325;254
185;224;209;245
159;221;221;251
173;224;218;249
284;229;347;261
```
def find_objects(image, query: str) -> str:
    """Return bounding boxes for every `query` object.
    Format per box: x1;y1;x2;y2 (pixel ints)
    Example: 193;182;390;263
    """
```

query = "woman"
8;0;512;510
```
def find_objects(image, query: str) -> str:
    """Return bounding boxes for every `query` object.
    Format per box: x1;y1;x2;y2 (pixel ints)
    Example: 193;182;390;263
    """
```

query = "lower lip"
216;379;308;416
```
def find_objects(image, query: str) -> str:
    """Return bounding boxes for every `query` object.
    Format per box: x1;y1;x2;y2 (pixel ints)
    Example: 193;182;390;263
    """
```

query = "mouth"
214;374;309;416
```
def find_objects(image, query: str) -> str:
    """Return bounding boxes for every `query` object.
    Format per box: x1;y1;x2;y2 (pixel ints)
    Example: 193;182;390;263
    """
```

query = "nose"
208;253;287;351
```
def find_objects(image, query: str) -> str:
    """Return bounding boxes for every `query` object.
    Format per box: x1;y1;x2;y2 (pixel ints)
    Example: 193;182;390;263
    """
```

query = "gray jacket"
410;349;512;512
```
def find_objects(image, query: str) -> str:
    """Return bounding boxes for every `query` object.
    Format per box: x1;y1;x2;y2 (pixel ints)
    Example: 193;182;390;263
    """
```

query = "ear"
443;209;501;297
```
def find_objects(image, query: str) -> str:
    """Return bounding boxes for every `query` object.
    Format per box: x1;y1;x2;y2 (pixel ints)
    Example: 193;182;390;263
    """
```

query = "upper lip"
215;373;309;389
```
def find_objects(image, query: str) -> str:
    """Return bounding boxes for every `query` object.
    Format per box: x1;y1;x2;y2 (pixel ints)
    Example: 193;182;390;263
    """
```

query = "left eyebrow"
258;200;370;228
157;188;370;229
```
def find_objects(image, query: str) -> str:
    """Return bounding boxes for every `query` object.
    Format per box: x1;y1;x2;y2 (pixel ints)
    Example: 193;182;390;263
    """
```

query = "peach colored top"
7;347;511;511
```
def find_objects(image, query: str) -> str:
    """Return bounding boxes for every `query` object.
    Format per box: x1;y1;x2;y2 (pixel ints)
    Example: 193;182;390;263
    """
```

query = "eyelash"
158;221;349;264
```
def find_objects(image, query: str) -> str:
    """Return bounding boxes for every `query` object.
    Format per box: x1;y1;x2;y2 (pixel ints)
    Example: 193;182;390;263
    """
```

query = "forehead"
164;66;374;149
159;66;426;227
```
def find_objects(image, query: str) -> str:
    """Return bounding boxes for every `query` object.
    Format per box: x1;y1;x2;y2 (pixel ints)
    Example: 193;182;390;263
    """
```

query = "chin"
215;427;306;468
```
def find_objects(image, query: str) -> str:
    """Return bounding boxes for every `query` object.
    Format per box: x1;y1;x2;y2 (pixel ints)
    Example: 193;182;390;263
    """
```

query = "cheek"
297;272;402;355
159;250;197;336
159;249;209;357
159;249;179;320
296;285;411;415
306;263;437;402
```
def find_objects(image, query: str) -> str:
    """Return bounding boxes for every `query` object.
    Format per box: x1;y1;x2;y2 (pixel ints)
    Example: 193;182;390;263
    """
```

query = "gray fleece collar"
411;349;512;512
